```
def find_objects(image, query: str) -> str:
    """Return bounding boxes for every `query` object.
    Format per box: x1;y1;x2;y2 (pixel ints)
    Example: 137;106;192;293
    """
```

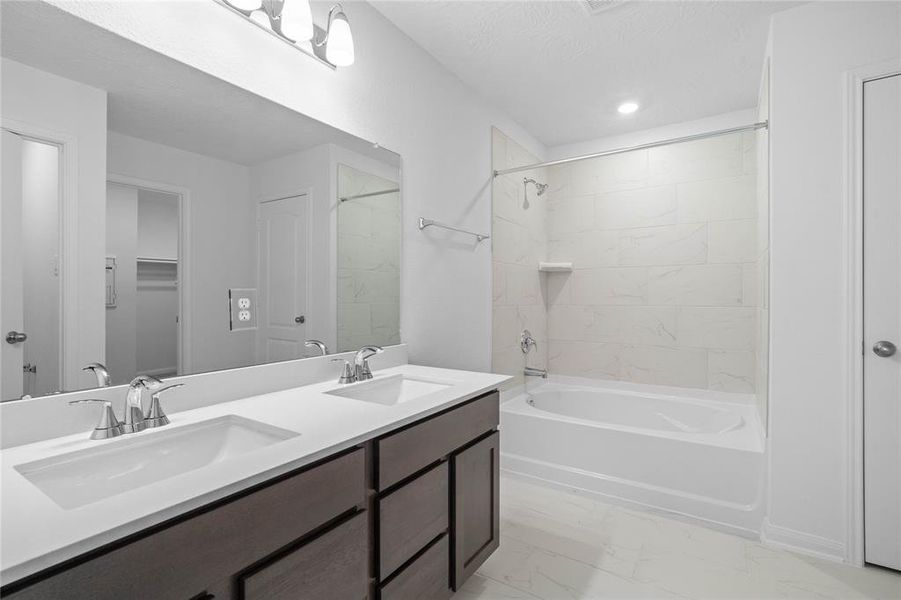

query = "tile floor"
454;475;901;600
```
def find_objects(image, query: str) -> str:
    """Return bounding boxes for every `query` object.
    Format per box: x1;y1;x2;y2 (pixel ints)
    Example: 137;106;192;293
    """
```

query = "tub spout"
524;367;547;379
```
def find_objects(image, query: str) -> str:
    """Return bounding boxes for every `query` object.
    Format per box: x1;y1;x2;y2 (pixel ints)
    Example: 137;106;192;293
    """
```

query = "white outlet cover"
229;288;258;331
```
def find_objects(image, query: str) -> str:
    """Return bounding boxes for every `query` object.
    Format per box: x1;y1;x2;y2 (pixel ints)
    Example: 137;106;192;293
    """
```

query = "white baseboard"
761;518;846;562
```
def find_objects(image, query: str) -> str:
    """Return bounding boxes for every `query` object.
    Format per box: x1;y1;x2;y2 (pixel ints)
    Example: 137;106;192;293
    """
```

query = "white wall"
46;0;546;372
1;57;107;392
765;1;901;560
107;131;256;374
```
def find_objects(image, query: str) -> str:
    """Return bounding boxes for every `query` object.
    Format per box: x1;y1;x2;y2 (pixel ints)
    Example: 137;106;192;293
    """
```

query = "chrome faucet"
304;339;329;356
144;384;184;428
524;367;548;379
353;345;383;382
82;362;111;387
123;375;163;433
521;330;537;354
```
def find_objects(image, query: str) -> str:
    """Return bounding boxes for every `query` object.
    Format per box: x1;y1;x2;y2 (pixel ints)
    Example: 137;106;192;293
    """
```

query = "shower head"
523;177;548;196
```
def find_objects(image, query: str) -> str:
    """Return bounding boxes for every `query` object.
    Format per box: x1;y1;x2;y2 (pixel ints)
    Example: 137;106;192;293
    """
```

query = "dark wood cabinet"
3;390;501;600
452;431;500;589
240;512;369;600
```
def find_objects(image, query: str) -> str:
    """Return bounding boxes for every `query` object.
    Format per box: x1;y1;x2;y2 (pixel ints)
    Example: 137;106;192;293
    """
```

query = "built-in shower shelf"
538;262;573;272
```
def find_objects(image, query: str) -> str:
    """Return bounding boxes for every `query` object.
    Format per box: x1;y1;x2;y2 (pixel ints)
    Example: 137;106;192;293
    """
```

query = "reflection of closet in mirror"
105;183;180;385
0;133;61;399
337;164;401;352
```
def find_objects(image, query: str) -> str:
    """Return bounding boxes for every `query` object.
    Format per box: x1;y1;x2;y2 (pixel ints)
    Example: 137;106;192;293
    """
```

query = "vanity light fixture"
313;4;355;67
219;0;354;68
617;101;640;115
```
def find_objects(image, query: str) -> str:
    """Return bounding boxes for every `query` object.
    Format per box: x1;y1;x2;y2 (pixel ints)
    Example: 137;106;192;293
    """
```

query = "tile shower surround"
492;128;764;396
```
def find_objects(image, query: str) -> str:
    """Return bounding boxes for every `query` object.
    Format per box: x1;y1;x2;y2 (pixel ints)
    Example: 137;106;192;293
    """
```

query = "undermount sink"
325;374;453;406
15;415;299;510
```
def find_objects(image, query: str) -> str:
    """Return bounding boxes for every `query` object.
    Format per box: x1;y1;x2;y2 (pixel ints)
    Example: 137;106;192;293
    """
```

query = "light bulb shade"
226;0;263;11
280;0;313;42
325;11;354;66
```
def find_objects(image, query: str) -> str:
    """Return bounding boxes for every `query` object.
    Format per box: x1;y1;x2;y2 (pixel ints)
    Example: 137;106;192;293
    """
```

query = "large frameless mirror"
0;1;402;400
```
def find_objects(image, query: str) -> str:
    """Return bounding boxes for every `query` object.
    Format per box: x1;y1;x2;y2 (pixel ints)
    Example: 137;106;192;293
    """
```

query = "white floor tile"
454;476;901;600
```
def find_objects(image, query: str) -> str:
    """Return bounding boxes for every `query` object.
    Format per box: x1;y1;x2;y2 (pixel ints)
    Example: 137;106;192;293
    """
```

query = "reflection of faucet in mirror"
124;375;163;433
82;363;111;387
304;340;329;356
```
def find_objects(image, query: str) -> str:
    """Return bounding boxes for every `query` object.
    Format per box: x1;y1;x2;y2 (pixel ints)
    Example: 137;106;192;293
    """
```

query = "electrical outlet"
228;288;257;331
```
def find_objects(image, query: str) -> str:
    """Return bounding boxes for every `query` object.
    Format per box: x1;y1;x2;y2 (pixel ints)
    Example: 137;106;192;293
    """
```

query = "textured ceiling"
1;1;396;167
371;0;799;147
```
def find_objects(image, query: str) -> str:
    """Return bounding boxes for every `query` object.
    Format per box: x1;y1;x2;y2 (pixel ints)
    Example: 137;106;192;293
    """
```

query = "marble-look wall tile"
618;223;707;266
492;217;530;266
648;134;743;185
595;185;677;229
547;230;618;269
676;175;756;223
547;195;595;237
676;307;756;350
548;340;621;379
549;305;677;346
620;345;708;388
708;219;757;263
742;263;758;307
708;350;756;393
647;265;743;306
571;268;649;305
568;150;649;195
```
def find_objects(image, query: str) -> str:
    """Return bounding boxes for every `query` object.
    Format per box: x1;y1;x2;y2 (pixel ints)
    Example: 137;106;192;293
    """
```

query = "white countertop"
0;364;510;585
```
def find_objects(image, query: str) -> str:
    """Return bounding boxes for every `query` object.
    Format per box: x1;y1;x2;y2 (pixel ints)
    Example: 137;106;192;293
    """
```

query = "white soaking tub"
501;377;765;535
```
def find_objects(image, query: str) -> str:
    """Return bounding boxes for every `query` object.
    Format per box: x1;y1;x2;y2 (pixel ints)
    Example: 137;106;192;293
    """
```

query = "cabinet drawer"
377;391;499;489
6;448;366;600
379;535;451;600
240;511;369;600
379;461;448;579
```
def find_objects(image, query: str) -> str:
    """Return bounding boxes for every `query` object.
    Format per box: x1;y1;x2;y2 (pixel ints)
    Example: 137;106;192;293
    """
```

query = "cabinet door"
452;431;499;589
240;511;368;600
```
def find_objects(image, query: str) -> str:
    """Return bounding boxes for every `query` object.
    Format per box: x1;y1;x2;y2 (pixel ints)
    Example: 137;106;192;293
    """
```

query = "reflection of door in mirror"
1;130;61;399
105;183;180;385
337;164;401;352
257;194;308;363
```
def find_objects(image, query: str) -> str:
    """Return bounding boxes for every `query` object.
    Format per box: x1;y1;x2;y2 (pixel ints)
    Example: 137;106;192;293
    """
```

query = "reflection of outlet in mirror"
229;288;258;331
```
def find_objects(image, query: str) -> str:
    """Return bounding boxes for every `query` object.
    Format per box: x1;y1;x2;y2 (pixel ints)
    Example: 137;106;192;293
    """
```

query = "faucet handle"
69;399;124;440
130;374;163;390
331;358;355;384
145;384;184;428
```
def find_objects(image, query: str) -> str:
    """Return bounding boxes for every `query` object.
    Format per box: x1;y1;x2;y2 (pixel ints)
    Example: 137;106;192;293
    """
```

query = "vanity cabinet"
3;391;500;600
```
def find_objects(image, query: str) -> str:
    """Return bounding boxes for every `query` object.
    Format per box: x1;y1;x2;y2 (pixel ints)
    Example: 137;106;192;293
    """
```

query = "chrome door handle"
873;340;897;358
5;331;27;344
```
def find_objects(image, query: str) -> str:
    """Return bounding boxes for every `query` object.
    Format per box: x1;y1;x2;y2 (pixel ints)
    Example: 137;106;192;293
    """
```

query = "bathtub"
501;377;765;535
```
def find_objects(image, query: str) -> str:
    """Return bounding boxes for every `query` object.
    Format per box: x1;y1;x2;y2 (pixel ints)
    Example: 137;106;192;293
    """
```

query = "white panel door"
0;129;25;400
1;130;25;400
863;73;901;571
257;195;308;363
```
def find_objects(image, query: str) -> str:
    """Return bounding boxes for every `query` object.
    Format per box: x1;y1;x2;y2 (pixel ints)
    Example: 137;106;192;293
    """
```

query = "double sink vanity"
0;361;509;599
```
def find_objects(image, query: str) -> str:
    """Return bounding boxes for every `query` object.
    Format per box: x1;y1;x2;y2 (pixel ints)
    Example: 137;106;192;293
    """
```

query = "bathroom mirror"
0;1;402;401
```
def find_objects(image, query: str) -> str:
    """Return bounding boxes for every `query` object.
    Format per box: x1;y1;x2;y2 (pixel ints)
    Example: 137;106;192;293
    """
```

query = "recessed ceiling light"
617;102;639;115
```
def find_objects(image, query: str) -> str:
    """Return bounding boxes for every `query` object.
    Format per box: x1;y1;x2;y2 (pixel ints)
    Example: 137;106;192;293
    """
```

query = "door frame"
842;59;901;566
106;174;192;376
1;117;76;393
256;188;314;364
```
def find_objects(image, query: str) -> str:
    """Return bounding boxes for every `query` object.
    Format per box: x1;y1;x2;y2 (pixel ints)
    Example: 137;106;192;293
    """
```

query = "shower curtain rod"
339;188;400;202
493;121;768;177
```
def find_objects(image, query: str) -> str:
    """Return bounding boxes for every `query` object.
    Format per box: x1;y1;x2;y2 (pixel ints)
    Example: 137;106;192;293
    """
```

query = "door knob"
5;331;27;344
295;315;305;324
873;340;897;358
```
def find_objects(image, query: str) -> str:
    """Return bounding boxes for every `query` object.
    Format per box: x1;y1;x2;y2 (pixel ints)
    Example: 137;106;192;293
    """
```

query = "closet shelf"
538;262;573;272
